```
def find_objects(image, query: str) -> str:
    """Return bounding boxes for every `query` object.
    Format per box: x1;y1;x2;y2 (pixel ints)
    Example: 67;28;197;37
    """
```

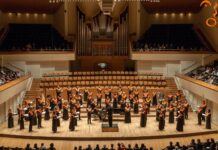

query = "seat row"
41;75;165;82
40;80;167;88
43;71;163;77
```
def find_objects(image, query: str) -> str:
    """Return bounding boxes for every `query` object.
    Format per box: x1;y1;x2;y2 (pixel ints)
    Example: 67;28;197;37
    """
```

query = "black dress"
63;107;69;120
37;111;42;129
140;113;147;127
113;98;118;108
159;115;165;131
198;111;202;125
44;108;50;120
134;102;139;114
20;114;24;130
57;112;60;127
69;115;75;131
32;112;37;126
8;113;14;128
206;113;211;129
52;116;58;133
169;108;174;123
125;108;131;123
176;115;183;132
28;113;33;132
152;94;157;106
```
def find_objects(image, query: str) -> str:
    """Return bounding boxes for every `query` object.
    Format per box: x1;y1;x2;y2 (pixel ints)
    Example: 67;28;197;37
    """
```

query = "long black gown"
159;115;165;131
140;112;147;127
198;110;202;125
63;107;69;120
152;94;157;106
57;111;60;127
113;98;118;108
125;108;131;123
20;114;24;130
28;112;33;132
44;107;50;120
134;102;139;114
8;113;14;128
32;112;37;126
169;108;174;123
176;115;183;132
206;113;211;129
52;116;58;133
69;115;75;131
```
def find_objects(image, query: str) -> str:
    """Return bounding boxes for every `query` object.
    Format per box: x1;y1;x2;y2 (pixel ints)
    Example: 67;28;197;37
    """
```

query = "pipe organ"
76;7;129;56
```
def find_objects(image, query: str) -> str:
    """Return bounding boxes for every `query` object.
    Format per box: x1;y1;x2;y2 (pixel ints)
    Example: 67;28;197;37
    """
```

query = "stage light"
17;13;21;17
34;13;38;17
163;13;167;17
171;13;175;17
42;13;47;18
188;13;192;17
155;13;159;17
26;13;30;18
179;13;184;18
8;13;12;16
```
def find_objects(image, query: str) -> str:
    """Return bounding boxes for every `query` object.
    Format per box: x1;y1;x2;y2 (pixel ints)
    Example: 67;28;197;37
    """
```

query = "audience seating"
40;71;166;88
0;67;21;86
0;24;72;51
186;60;218;86
133;24;210;52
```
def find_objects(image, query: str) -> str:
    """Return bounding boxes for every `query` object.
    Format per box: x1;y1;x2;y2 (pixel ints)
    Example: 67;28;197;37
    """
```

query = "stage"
0;112;217;141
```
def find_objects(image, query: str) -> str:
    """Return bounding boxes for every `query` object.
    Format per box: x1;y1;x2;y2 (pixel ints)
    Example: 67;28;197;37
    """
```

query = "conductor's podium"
102;123;119;132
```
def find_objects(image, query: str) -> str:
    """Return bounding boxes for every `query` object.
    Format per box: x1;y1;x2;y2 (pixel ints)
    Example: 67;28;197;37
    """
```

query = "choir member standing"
97;92;102;108
205;109;211;129
56;85;62;98
107;103;113;127
169;104;175;124
125;103;131;123
197;107;203;125
140;106;147;127
19;110;25;130
159;112;165;131
28;108;33;132
176;111;184;132
87;106;92;124
152;91;157;106
44;105;50;120
52;111;58;133
62;103;69;120
133;98;139;114
113;93;118;108
32;108;37;126
8;108;14;128
67;86;72;102
69;112;75;131
37;107;42;129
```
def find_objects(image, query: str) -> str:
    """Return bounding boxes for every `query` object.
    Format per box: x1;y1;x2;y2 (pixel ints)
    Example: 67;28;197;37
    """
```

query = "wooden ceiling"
142;0;202;13
0;0;62;13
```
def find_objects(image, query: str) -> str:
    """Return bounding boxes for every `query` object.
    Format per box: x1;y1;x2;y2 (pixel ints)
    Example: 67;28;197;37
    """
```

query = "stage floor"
0;112;217;141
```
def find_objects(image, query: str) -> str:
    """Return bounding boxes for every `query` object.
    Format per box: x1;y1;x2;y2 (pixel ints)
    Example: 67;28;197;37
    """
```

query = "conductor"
107;103;113;127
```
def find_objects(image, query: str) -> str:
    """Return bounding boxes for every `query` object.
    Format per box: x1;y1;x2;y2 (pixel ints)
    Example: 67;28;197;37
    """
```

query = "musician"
56;85;62;98
107;103;113;127
67;86;72;101
17;104;22;124
69;112;75;131
140;106;147;127
8;108;14;128
129;94;134;108
56;108;61;127
134;88;139;99
36;97;43;110
87;106;92;124
175;90;181;101
197;107;203;125
70;96;76;111
32;108;37;126
156;104;161;121
19;110;25;130
176;111;184;132
201;100;207;121
75;101;81;120
72;107;78;126
75;86;80;96
113;93;118;108
108;87;112;100
87;94;92;108
184;101;189;119
120;99;126;113
152;91;157;106
28;108;33;132
167;93;173;107
128;85;133;95
205;109;211;129
62;103;69;120
133;98;139;114
44;105;50;120
168;104;175;124
118;89;123;103
57;95;63;110
105;98;110;108
124;103;131;123
50;98;57;111
159;112;165;131
97;86;102;93
84;88;89;101
97;92;102;108
52;111;58;133
37;107;42;129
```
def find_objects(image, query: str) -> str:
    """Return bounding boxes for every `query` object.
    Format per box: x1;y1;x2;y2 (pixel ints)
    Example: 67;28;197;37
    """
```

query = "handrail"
0;74;32;92
0;50;75;55
176;73;218;92
131;51;217;54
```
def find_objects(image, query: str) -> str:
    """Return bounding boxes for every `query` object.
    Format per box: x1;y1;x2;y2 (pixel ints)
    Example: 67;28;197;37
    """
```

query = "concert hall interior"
0;0;218;149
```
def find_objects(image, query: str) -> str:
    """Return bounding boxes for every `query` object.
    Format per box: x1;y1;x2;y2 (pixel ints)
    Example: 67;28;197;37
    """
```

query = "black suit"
107;106;113;127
